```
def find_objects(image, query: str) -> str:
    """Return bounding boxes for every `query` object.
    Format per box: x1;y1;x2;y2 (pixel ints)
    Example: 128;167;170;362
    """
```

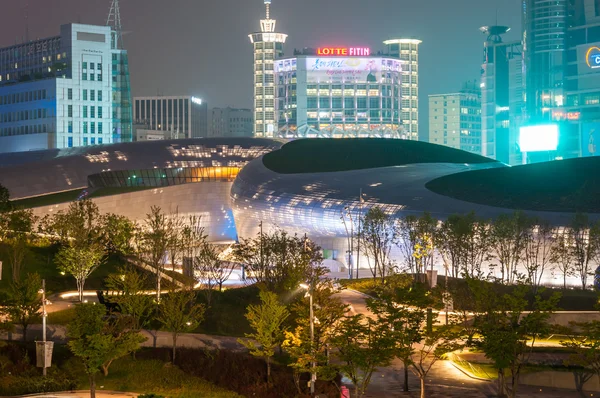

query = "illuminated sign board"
317;47;371;56
586;46;600;69
519;124;559;152
305;57;401;83
191;97;202;105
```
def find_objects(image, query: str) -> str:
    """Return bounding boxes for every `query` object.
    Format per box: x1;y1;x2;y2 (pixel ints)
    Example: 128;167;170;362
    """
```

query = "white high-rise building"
384;38;422;140
249;0;287;138
0;23;133;153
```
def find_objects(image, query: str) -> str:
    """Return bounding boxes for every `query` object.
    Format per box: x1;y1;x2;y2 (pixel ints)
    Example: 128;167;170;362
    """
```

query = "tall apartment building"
480;26;524;164
133;96;208;139
210;107;253;137
383;38;422;140
249;0;287;138
429;81;482;155
0;23;133;153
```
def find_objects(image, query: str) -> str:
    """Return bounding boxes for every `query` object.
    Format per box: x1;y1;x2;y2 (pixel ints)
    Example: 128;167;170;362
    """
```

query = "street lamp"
341;207;354;280
299;282;316;396
38;280;47;377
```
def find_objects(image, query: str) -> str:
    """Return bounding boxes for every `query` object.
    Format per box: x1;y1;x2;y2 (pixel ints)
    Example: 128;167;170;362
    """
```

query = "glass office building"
275;53;403;138
0;23;133;153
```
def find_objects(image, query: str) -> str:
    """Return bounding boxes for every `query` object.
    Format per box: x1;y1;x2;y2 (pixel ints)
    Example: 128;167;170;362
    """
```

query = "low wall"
31;182;236;242
521;370;600;392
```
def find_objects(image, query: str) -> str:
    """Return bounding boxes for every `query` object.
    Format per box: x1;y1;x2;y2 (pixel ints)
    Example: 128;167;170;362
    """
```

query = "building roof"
0;138;283;199
426;156;600;213
262;138;498;174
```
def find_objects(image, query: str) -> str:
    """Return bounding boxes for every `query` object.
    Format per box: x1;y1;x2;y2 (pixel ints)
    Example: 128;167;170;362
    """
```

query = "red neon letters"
317;47;371;56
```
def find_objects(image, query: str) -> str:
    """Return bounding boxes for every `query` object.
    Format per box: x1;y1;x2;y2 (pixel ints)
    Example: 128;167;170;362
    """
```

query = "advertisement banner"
306;57;385;83
582;123;599;157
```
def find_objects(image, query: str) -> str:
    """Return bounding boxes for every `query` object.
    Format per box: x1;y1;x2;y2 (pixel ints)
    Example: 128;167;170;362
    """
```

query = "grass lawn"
75;356;241;398
47;307;77;325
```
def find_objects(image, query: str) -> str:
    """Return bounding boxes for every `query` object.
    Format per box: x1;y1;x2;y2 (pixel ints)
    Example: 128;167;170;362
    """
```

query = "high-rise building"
383;39;422;140
0;23;132;153
249;0;287;138
133;96;208;139
480;26;524;164
429;81;482;154
275;49;403;138
210;107;253;137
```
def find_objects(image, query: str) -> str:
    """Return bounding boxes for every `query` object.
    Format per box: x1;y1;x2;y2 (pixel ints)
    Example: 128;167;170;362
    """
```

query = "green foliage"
0;183;12;213
105;266;155;331
238;289;289;378
156;289;205;363
234;230;322;292
55;243;105;302
559;320;600;391
330;314;394;397
361;207;396;282
0;273;42;341
0;208;38;282
99;213;138;257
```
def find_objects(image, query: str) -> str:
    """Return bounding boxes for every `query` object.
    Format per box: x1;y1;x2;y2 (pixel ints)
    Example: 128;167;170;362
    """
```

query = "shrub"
138;394;166;398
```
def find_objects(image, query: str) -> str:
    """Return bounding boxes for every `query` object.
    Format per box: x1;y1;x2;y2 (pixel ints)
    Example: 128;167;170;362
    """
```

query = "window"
83;62;87;69
83;106;88;118
68;89;72;100
91;106;95;118
68;137;73;147
90;90;95;101
97;74;102;82
98;122;103;134
98;107;102;118
68;121;73;133
90;63;94;70
82;72;87;81
90;73;95;81
98;137;103;144
83;121;88;134
98;91;102;101
97;63;102;70
91;138;95;145
68;105;73;118
91;122;96;134
83;89;88;101
83;137;88;145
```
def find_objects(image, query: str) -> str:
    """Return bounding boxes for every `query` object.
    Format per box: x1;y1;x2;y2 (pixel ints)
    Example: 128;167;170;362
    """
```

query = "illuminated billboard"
586;46;600;69
305;57;400;84
519;124;559;152
316;47;371;56
582;123;599;157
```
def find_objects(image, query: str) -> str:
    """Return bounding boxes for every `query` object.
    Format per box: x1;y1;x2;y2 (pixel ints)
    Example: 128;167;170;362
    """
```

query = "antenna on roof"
107;0;124;49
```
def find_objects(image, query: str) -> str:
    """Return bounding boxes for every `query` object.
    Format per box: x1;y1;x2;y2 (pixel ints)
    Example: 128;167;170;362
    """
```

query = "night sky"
0;0;522;139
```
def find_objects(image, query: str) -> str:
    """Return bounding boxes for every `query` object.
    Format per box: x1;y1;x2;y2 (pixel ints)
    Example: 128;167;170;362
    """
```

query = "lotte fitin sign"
317;47;371;56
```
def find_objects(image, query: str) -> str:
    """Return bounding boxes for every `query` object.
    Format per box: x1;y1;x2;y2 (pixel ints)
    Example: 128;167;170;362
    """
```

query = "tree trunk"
22;325;27;342
497;369;507;398
403;362;409;391
420;377;426;398
157;274;162;302
89;374;96;398
172;333;177;364
267;355;271;380
102;359;113;376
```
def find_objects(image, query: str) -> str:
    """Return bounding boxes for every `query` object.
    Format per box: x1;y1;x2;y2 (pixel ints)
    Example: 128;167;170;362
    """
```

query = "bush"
138;394;166;398
139;347;340;398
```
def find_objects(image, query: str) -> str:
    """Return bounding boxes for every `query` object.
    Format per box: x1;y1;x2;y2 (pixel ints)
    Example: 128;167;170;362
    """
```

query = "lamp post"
341;207;354;279
356;189;365;280
300;282;316;396
39;279;47;376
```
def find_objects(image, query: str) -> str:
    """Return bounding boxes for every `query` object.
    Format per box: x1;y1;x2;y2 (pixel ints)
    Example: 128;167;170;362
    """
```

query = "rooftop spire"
107;0;124;49
265;0;271;19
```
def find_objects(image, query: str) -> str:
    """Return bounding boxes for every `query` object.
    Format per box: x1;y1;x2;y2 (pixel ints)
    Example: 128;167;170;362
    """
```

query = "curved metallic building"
0;138;282;242
231;139;597;281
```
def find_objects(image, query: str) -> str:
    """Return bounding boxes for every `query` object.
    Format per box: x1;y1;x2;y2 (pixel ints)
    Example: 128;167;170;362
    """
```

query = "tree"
0;273;41;341
42;199;101;245
330;314;394;397
284;277;348;393
396;215;419;276
569;213;600;290
234;229;322;292
558;321;600;393
105;266;155;331
473;285;560;398
437;214;469;279
99;213;138;258
0;208;38;282
238;289;289;380
490;212;529;284
68;303;146;398
138;206;174;301
522;219;556;292
552;228;575;289
361;207;397;282
55;243;105;302
156;289;205;363
194;242;235;305
0;183;12;213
